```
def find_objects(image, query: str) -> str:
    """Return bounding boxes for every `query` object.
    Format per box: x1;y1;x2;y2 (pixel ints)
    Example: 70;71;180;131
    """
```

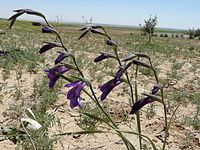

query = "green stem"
44;17;68;53
148;57;168;150
58;36;68;52
113;47;134;105
44;17;53;28
88;84;117;128
135;57;142;150
161;89;168;150
88;84;134;149
148;58;159;83
71;54;134;150
72;56;84;77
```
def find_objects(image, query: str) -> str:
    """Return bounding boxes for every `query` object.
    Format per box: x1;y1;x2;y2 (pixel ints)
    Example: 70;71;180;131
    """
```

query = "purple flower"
99;68;123;101
44;65;69;89
99;79;121;101
42;27;53;33
39;42;60;54
32;22;42;26
55;52;68;65
65;80;85;109
130;97;154;114
94;53;115;62
114;68;123;81
42;27;59;37
94;53;109;62
130;83;162;114
151;83;162;94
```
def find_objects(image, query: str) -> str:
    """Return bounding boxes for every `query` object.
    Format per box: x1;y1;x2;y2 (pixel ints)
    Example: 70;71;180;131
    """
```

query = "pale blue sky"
0;0;199;29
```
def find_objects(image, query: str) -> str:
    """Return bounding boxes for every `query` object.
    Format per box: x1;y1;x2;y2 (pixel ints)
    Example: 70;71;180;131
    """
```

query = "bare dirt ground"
0;25;199;149
0;55;199;150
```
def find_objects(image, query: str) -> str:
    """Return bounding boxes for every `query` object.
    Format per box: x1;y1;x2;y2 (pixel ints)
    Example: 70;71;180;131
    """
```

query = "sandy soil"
0;57;199;150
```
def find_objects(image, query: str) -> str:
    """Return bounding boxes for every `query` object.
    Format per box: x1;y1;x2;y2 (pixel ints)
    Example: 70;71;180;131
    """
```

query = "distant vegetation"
187;28;200;39
139;15;157;42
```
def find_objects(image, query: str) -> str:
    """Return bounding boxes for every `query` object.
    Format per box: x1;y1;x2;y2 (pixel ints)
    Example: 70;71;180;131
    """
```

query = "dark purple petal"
151;83;162;94
66;81;85;98
66;80;85;109
94;53;116;62
66;81;83;99
94;53;109;62
55;52;68;65
39;42;60;54
56;65;69;74
99;79;121;100
32;22;42;26
114;68;123;81
42;27;53;33
130;97;153;114
65;80;81;87
67;86;77;99
75;82;85;95
44;65;69;89
130;83;162;114
49;76;59;89
70;97;82;109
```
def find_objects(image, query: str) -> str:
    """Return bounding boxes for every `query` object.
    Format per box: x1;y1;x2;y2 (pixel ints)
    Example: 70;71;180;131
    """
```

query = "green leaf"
78;29;89;40
62;63;77;70
132;59;151;69
121;54;137;62
70;75;90;85
81;112;113;128
142;93;162;102
8;11;25;29
55;130;106;136
135;53;150;59
117;130;158;150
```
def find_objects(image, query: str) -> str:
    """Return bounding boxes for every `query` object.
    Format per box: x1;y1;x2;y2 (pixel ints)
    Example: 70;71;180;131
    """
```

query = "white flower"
21;118;42;130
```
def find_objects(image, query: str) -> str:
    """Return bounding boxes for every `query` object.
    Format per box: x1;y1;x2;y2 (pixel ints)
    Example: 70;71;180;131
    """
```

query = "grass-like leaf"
78;29;90;40
132;59;151;69
8;11;25;29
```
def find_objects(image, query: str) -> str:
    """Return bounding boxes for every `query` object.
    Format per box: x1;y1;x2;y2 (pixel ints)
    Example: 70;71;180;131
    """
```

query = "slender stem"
72;56;84;77
161;89;168;150
148;57;168;150
70;51;134;149
109;40;136;150
44;16;68;53
64;39;116;127
135;57;142;150
20;118;37;150
113;47;134;105
148;58;159;83
58;36;68;52
89;84;135;149
102;28;111;40
44;17;53;28
89;84;117;128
